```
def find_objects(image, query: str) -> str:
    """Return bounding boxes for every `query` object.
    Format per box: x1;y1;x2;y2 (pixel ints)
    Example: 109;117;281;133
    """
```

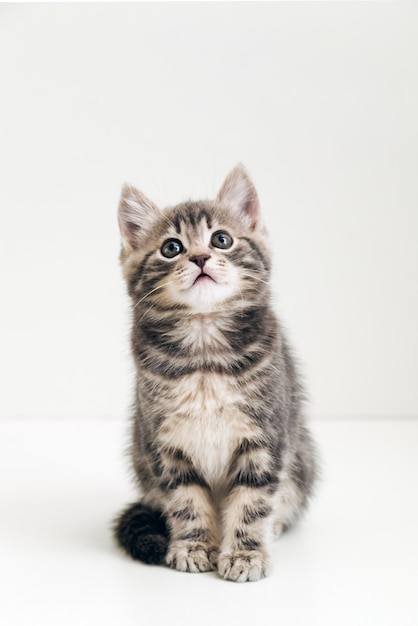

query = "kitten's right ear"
118;184;160;250
216;164;261;232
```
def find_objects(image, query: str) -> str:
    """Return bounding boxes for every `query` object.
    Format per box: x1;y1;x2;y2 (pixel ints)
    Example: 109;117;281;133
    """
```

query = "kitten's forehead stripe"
168;203;215;239
185;205;197;229
197;207;213;230
173;214;182;234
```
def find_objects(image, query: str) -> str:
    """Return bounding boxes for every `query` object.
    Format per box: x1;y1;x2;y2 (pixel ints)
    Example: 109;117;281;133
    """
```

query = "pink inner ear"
118;205;141;249
217;165;261;230
124;220;141;246
240;192;260;231
118;184;160;250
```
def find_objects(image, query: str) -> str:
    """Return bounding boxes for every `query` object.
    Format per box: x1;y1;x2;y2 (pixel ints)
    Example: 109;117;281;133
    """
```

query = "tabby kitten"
113;165;317;582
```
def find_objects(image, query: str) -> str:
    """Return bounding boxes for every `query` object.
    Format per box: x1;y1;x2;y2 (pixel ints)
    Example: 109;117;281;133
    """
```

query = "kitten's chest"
157;373;256;486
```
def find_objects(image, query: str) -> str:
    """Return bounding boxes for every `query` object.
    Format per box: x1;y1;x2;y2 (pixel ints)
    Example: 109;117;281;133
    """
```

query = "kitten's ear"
216;164;261;231
118;184;160;250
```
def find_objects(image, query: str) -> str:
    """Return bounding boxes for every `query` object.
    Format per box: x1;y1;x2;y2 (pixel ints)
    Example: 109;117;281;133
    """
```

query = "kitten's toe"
166;542;218;573
218;550;271;582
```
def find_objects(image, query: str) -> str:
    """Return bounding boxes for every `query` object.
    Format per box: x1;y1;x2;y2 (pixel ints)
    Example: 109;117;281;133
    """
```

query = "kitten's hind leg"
273;473;306;536
274;443;319;536
113;502;169;565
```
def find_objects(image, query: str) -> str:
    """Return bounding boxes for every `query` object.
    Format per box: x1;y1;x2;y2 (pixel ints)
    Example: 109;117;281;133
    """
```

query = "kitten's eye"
211;231;233;250
161;239;184;258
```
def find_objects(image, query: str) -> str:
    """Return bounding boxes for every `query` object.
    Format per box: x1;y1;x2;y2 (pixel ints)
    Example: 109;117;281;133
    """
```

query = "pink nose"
190;254;210;269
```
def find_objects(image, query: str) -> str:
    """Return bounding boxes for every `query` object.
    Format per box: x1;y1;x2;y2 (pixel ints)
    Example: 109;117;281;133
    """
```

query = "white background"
1;2;417;420
1;6;418;624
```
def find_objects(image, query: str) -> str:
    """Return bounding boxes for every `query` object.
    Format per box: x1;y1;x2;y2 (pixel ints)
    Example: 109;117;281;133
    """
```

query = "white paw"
166;542;218;573
217;550;271;582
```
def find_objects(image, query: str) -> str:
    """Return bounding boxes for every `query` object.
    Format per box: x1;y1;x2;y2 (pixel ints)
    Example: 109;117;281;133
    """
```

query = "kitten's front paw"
218;550;271;582
166;541;218;573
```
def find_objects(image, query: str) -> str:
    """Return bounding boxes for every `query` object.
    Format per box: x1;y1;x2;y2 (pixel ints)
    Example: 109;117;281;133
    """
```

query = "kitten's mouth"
193;272;215;285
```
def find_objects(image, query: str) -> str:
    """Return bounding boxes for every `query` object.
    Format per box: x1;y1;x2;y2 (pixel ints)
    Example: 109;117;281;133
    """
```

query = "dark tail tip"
113;502;169;565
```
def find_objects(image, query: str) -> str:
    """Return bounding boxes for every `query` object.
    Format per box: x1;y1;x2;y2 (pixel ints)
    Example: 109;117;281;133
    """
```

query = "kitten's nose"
190;254;210;269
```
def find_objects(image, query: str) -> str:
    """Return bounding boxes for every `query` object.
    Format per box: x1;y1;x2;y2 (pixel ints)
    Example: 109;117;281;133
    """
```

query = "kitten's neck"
135;293;273;349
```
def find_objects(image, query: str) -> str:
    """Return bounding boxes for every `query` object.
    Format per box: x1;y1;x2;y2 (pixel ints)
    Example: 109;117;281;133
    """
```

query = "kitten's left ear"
216;164;261;231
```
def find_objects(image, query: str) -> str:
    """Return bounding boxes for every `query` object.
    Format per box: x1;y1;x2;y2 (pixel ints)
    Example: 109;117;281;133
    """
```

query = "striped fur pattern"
113;165;318;582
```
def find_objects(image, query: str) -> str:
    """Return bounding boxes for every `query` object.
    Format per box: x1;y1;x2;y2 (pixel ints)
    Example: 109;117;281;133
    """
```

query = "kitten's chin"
167;280;237;314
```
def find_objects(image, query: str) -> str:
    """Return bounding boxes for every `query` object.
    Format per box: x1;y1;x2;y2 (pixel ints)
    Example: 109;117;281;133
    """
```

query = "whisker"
240;271;270;287
237;284;245;319
133;280;176;309
138;300;159;323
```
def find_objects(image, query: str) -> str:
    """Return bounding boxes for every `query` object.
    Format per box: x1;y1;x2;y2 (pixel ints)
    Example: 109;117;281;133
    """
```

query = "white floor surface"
1;417;417;626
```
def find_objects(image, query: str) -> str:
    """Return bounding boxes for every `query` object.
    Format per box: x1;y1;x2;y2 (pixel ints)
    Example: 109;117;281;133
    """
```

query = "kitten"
113;165;318;582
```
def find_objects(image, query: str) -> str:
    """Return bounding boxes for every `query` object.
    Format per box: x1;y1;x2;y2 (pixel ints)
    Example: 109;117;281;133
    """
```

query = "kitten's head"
118;165;271;314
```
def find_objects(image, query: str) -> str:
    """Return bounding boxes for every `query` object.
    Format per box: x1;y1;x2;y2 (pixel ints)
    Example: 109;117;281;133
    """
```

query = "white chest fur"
157;372;257;487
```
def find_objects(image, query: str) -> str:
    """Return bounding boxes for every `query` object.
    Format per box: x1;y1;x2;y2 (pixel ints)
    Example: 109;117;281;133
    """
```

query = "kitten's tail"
113;502;169;565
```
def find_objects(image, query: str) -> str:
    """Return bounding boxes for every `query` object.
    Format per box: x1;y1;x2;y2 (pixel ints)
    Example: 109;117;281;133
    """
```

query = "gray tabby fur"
115;165;318;582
